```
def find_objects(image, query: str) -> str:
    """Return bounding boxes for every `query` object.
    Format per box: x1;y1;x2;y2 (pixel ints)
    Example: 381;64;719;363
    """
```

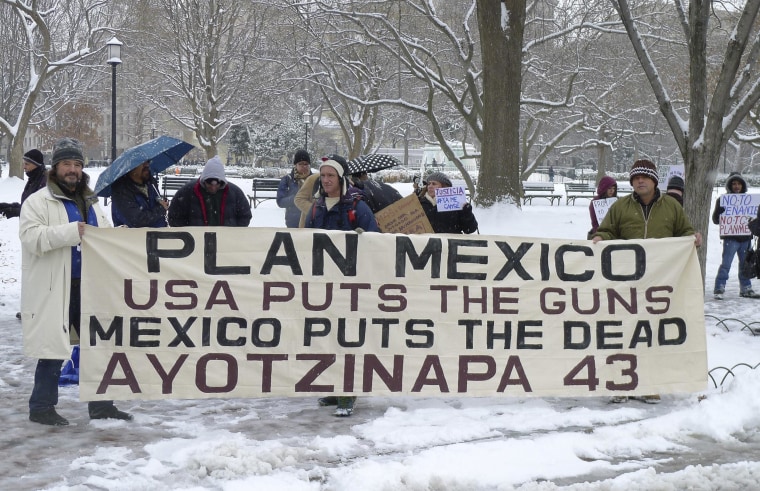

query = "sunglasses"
204;178;223;187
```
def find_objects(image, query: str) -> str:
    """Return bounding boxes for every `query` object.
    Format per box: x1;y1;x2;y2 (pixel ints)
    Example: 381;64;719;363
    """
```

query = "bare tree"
0;0;113;177
133;0;275;159
611;0;760;276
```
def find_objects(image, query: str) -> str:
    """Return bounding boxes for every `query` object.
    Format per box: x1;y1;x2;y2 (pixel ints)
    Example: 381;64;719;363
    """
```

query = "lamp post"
106;37;123;162
302;111;311;150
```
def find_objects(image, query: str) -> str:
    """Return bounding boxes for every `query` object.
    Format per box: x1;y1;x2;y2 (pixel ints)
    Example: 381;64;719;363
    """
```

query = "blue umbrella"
94;135;194;197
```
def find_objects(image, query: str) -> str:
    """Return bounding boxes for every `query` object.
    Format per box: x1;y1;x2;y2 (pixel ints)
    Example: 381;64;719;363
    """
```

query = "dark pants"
29;280;114;415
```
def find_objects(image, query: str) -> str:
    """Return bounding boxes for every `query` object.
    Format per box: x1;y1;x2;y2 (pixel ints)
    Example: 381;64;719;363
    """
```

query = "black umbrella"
347;154;401;175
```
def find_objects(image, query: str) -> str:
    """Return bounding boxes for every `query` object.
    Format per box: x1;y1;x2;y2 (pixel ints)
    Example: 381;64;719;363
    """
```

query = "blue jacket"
111;176;167;228
305;194;379;232
277;169;310;228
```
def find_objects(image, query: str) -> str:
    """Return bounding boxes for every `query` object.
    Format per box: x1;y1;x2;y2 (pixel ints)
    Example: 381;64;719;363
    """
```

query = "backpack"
749;217;760;237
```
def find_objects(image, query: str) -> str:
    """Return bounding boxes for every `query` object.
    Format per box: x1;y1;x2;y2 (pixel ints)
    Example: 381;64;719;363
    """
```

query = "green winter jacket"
593;191;695;240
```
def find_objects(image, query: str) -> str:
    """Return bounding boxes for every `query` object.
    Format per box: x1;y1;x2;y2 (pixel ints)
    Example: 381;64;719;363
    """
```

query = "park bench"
522;181;561;205
564;182;596;205
161;175;196;200
617;182;633;195
248;177;281;208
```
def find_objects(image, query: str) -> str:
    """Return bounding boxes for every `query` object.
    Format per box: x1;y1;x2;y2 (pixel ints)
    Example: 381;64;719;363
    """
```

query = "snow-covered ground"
2;168;760;490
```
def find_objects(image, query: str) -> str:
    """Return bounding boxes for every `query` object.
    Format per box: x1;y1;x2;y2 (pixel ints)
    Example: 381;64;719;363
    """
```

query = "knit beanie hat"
321;154;348;170
51;137;84;166
23;149;44;167
293;149;311;165
666;175;685;192
319;158;348;195
628;159;658;185
200;155;227;188
426;172;452;187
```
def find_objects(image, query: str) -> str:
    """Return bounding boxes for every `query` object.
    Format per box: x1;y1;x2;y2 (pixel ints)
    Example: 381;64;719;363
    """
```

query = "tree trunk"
476;0;525;206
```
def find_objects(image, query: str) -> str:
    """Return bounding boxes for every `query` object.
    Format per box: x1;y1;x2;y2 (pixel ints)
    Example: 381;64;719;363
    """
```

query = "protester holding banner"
304;157;379;416
419;172;478;234
111;160;169;227
293;154;364;230
711;172;758;299
19;137;132;426
592;159;700;403
168;156;251;227
277;149;312;228
587;176;617;239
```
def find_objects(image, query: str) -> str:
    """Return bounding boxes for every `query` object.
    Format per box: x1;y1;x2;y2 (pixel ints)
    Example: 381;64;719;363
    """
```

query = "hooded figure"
168;155;252;227
277;149;312;227
711;172;757;299
587;176;617;238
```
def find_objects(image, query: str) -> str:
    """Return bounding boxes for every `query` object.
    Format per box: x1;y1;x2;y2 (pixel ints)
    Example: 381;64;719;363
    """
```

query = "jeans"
714;238;752;293
28;281;114;415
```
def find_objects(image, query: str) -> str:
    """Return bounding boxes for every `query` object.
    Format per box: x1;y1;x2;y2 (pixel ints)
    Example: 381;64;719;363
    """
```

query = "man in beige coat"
20;137;132;426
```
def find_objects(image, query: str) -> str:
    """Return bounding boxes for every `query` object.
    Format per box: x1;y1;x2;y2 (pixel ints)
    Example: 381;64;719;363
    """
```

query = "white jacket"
19;185;111;359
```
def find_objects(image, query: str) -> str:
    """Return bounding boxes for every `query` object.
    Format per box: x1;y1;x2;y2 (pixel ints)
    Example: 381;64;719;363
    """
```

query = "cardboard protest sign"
80;229;706;402
718;193;760;236
374;194;434;234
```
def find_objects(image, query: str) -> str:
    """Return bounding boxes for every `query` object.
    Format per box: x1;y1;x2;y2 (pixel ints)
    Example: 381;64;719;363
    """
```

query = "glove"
354;227;365;234
717;206;726;214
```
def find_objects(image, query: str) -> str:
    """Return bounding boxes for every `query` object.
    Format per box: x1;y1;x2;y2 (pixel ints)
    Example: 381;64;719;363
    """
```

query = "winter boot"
318;396;339;406
89;406;133;421
334;396;356;417
29;408;69;426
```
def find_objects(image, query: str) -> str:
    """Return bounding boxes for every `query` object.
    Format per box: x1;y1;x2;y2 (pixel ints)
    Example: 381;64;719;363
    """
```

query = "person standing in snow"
19;137;133;426
665;175;685;206
168;155;252;227
592;159;701;404
304;156;379;417
711;172;758;299
418;172;478;234
587;176;617;239
277;149;312;228
0;149;48;218
110;160;169;227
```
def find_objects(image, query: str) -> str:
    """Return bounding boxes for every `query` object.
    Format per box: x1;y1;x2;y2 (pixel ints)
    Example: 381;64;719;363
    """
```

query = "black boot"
29;408;69;426
89;406;133;421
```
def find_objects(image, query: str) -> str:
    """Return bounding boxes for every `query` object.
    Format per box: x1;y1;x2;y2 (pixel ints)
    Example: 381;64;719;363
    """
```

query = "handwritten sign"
435;186;467;212
718;193;760;236
592;197;617;224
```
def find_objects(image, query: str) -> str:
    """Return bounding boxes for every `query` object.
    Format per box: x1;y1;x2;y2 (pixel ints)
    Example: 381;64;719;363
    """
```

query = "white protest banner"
80;228;706;401
592;197;617;225
435;186;467;212
718;193;760;236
